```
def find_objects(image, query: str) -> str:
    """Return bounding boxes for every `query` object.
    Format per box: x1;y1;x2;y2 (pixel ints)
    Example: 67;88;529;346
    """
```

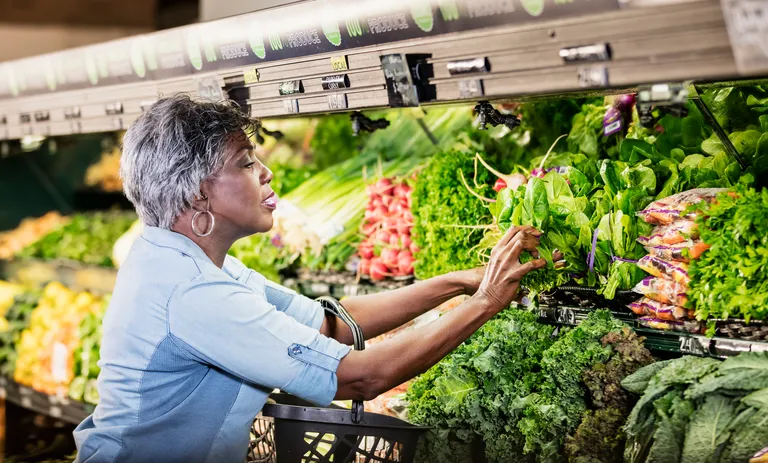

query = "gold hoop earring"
191;196;215;237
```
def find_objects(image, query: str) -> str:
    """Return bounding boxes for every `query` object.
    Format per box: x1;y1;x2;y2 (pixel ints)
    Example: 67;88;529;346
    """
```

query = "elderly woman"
72;95;545;463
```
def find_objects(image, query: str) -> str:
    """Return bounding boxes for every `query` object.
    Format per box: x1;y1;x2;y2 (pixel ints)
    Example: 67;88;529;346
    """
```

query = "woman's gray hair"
120;94;259;229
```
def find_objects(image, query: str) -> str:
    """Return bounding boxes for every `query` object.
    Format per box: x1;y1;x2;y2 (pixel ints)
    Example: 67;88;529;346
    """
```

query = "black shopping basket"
248;296;427;463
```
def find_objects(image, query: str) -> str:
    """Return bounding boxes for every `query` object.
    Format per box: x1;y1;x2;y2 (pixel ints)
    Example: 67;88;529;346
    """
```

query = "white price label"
458;79;484;98
197;77;224;101
21;396;32;408
283;99;299;114
577;65;609;88
50;406;62;418
721;0;768;74
328;94;348;110
556;308;577;325
679;336;707;356
52;342;70;383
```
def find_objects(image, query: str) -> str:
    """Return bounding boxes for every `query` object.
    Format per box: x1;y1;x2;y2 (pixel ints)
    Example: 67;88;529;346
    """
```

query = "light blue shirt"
73;226;351;463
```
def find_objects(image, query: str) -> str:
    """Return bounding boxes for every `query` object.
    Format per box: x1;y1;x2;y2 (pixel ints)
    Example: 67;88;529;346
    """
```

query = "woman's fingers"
520;258;547;274
499;225;541;247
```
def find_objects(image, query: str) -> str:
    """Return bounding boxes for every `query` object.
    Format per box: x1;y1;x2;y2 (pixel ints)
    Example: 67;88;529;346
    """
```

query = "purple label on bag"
603;106;623;136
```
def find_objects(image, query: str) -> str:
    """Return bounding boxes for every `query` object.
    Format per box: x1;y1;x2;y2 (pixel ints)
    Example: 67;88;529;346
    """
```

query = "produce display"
232;107;472;277
0;212;70;260
13;282;106;396
688;179;768;324
0;288;39;377
69;297;108;404
19;212;137;267
84;141;123;192
358;176;416;280
1;82;768;463
406;310;654;463
623;353;768;463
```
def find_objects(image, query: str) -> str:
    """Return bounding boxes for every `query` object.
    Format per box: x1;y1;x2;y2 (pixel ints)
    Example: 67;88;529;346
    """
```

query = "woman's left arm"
320;268;484;345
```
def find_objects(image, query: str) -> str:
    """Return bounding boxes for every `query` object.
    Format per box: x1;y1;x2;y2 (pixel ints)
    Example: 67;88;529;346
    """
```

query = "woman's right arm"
335;226;545;401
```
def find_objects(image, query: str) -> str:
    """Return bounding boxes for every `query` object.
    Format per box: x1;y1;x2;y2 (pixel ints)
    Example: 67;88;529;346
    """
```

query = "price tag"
283;99;299;114
330;55;349;71
64;107;81;120
321;74;350;90
197;78;224;101
381;54;420;108
343;284;360;297
578;66;609;88
21;396;32;408
556;307;577;325
328;94;348;110
19;386;32;396
458;79;484;98
244;69;260;84
278;80;303;95
679;336;708;356
50;406;62;418
52;342;70;383
712;338;751;357
105;102;124;115
309;282;330;295
750;342;768;353
0;387;6;399
721;0;768;74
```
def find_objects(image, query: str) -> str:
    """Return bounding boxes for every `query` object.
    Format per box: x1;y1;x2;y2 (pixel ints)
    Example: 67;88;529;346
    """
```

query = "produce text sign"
0;0;619;100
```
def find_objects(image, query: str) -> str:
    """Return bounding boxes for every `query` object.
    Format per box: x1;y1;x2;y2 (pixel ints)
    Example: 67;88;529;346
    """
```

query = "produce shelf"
0;259;117;295
537;303;768;359
0;377;92;425
285;270;414;299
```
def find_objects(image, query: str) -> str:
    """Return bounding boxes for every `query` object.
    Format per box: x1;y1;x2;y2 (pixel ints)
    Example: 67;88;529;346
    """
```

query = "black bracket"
350;111;390;137
474;101;520;130
690;84;747;169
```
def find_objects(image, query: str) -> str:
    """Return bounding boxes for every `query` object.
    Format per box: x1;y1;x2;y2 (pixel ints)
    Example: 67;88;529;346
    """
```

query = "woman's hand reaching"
475;225;546;312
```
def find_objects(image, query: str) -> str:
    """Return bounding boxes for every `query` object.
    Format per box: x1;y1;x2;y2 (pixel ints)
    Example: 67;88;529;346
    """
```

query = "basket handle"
316;296;365;424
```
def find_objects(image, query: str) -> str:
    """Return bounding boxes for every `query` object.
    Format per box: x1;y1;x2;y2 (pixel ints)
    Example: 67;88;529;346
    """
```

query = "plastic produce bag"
637;316;704;334
637;255;691;285
633;277;689;306
637;188;724;225
629;297;693;321
637;220;698;246
643;241;710;263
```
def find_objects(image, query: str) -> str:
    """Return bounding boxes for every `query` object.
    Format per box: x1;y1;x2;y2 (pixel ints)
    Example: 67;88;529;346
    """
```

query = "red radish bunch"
358;177;418;281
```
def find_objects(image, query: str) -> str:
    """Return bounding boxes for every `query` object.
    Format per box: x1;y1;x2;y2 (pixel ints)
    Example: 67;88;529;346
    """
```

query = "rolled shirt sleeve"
168;275;351;406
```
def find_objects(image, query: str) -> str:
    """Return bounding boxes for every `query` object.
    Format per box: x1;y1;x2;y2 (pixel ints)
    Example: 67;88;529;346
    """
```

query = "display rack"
0;0;766;140
0;377;92;426
0;259;117;295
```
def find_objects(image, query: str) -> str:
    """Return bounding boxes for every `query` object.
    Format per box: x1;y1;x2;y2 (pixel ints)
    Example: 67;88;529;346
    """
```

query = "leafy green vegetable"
681;395;738;463
623;352;768;463
408;310;640;463
565;328;655;463
19;212;136;267
0;291;40;377
412;148;499;279
689;179;768;322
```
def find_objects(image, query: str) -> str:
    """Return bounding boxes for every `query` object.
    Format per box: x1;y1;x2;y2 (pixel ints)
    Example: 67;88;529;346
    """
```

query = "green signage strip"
0;0;618;100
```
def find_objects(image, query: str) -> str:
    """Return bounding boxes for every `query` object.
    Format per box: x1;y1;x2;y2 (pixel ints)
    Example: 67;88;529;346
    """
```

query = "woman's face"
207;131;276;237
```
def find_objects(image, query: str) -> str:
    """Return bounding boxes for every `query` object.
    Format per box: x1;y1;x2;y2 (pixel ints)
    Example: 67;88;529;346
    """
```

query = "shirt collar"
141;226;248;279
141;226;212;263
